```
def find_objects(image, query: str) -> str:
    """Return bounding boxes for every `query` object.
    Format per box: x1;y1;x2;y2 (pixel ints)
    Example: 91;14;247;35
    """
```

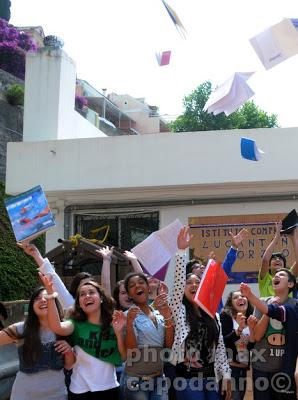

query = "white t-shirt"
70;346;119;393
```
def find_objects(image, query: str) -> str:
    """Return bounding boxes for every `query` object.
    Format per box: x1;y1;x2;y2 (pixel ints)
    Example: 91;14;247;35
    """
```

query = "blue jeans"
175;377;219;400
121;372;168;400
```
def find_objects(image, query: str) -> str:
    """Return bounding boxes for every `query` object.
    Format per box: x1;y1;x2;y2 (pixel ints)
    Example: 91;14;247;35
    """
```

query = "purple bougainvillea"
0;18;37;79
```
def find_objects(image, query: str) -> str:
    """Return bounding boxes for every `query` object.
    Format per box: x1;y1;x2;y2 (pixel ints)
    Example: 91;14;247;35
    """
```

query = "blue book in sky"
240;137;264;161
5;185;55;243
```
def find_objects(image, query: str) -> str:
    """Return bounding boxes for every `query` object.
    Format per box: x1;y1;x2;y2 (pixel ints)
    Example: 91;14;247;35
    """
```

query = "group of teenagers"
0;222;298;400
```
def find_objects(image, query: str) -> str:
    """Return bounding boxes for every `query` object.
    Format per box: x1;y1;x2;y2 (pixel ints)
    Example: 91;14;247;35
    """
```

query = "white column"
23;48;76;141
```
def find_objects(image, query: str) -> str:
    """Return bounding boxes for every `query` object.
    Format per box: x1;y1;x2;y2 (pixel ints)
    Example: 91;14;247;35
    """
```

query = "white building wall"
23;48;106;141
6;127;298;195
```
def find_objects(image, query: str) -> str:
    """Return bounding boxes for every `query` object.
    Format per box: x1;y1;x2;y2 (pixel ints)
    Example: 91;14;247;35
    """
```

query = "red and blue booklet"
194;259;228;318
5;185;55;243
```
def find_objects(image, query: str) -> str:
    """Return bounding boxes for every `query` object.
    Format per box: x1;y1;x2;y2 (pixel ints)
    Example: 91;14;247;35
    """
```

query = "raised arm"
112;310;127;360
125;307;140;353
259;221;281;279
240;283;269;315
96;246;114;296
289;228;298;277
246;315;258;343
222;228;249;276
21;243;74;309
169;227;192;316
124;251;143;273
252;314;270;342
38;273;74;336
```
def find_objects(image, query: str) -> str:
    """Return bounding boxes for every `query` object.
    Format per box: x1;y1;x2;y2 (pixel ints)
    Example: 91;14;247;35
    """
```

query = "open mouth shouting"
272;276;281;287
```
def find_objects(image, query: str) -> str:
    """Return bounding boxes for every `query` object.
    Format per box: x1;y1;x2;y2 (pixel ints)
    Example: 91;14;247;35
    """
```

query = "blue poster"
5;185;55;242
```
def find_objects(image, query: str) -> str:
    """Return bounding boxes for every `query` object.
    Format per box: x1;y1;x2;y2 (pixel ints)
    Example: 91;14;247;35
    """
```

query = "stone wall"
0;69;23;92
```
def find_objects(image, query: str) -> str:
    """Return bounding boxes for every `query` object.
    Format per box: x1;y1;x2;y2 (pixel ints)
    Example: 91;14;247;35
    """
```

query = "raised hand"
229;228;249;248
275;221;282;238
112;310;127;334
158;281;169;295
153;293;172;319
126;307;141;325
177;227;193;250
95;246;113;261
247;315;258;330
18;243;41;258
236;312;246;330
124;250;138;262
38;272;54;294
240;282;251;299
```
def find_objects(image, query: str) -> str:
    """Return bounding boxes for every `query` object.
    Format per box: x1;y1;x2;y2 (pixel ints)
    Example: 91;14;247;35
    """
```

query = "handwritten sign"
189;213;293;274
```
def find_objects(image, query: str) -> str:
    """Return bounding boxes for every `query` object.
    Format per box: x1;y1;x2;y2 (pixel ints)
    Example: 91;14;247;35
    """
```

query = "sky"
10;0;298;127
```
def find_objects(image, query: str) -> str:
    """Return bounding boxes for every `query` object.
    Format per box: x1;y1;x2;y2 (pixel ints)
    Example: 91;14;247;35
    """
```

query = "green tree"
170;81;278;132
0;182;45;300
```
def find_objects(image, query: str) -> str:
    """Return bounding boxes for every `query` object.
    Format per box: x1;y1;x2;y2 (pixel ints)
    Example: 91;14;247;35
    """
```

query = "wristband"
44;292;58;300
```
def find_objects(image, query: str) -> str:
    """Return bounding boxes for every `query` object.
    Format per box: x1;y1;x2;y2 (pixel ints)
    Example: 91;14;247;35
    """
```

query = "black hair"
275;268;296;293
183;273;219;347
69;271;92;298
269;253;286;268
124;272;149;294
186;259;204;275
23;287;63;367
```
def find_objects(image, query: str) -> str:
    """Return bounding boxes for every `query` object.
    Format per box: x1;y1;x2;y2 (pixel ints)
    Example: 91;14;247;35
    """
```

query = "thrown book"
240;137;265;161
204;72;255;116
132;219;183;276
194;259;228;318
250;18;298;70
156;51;171;66
5;185;55;243
160;0;187;39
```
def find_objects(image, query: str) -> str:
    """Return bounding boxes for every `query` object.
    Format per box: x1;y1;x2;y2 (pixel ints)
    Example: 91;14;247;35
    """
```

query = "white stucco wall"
23;49;106;141
6;127;298;197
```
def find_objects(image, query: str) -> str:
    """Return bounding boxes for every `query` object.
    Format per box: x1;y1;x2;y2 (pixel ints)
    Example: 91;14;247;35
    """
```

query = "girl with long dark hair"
169;227;231;400
0;286;75;400
220;291;257;400
40;275;126;400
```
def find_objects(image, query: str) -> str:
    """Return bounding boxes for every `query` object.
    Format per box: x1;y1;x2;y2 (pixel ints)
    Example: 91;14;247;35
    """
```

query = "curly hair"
70;281;115;339
223;290;254;319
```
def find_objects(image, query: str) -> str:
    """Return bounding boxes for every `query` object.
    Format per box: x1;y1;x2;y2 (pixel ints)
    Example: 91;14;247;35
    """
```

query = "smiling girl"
122;271;174;400
39;274;126;400
220;291;257;400
0;286;75;400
